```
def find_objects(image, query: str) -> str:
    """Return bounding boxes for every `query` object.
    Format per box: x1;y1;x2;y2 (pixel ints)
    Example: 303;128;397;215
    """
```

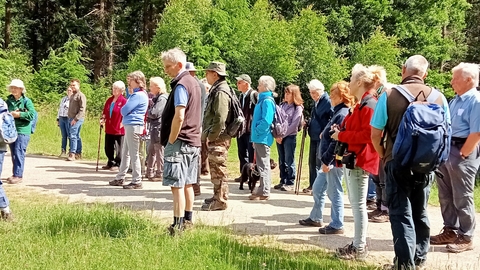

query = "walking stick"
96;125;103;172
295;124;308;195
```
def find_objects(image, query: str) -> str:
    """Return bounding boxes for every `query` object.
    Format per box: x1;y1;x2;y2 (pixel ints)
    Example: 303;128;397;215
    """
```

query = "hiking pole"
295;123;308;195
96;125;103;172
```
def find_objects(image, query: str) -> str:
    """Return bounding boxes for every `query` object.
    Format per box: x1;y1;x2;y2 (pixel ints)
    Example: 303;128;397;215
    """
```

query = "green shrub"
0;48;33;100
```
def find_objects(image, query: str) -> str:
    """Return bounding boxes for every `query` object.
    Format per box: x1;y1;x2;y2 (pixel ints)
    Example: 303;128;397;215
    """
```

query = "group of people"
0;79;38;219
1;49;479;270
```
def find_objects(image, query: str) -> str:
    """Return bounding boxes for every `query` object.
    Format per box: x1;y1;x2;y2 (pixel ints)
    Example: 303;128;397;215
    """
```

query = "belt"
451;137;466;146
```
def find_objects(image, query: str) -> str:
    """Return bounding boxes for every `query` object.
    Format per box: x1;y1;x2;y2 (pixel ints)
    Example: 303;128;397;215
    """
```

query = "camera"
334;142;348;157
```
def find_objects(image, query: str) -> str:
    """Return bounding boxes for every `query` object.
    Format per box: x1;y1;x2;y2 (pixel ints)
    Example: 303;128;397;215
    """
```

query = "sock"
0;206;10;213
184;211;193;221
173;216;184;227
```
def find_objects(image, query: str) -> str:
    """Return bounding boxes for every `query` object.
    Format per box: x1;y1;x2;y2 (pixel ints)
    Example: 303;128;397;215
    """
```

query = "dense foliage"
0;0;477;114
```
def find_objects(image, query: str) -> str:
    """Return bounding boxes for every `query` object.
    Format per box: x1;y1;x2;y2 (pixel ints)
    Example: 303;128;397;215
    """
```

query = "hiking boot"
368;208;382;219
66;153;76;161
75;153;82;160
109;179;124;186
204;196;215;204
298;218;323;227
102;165;112;170
110;166;119;172
280;185;294;192
168;224;184;236
336;243;368;261
370;211;389;223
302;187;312;193
319;225;344;234
123;182;143;189
184;220;194;230
201;199;227;211
1;210;13;221
149;175;163;182
192;184;201;196
446;235;473;253
367;203;378;211
430;227;457;245
273;183;284;190
7;176;23;184
234;176;242;183
58;150;67;158
248;194;269;201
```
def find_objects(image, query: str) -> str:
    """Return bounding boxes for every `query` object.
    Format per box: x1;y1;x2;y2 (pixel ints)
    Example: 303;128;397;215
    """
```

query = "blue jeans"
367;174;376;201
68;118;84;154
310;169;327;222
326;167;344;229
385;160;431;269
8;134;30;178
59;116;70;152
0;151;9;208
277;135;296;186
345;167;369;251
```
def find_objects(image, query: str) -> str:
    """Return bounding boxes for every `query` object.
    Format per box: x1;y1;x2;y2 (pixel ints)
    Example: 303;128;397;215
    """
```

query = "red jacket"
338;92;379;175
102;95;127;135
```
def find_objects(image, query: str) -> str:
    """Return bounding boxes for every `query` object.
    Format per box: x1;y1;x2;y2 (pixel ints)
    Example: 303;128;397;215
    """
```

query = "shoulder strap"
426;88;441;103
394;85;415;103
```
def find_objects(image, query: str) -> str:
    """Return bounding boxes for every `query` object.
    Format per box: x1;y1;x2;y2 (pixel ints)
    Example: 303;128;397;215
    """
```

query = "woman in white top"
57;87;73;157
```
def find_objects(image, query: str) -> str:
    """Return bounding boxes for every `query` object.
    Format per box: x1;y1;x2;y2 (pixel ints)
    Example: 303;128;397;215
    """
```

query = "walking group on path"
1;48;480;270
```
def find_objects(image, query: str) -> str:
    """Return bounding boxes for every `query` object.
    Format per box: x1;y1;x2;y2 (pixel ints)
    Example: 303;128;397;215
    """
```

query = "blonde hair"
127;71;147;90
330;81;355;108
149;77;167;94
351;64;386;90
284;84;304;106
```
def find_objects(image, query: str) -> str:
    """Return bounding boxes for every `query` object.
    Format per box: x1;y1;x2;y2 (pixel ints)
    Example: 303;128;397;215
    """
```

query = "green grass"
0;189;377;270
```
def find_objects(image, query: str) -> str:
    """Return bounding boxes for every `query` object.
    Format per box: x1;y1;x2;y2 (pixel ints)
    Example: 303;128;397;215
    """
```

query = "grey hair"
160;47;187;68
127;70;147;89
404;55;429;76
112;80;126;93
258;75;276;92
452;62;480;86
149;77;167;94
307;79;325;95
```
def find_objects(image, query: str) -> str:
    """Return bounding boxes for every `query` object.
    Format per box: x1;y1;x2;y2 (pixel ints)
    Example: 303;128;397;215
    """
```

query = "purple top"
280;102;303;137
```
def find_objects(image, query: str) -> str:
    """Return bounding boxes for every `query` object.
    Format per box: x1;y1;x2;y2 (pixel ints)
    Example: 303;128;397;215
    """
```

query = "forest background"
0;0;479;115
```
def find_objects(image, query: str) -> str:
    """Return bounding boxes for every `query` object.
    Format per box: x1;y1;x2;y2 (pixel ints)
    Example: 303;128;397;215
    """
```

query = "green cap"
235;74;252;84
205;61;228;77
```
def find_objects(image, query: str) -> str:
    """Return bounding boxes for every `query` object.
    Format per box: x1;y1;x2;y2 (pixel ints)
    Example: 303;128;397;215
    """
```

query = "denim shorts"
162;139;200;188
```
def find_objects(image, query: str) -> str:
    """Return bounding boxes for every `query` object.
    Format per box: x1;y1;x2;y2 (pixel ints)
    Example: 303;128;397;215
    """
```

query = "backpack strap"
394;85;416;103
426;88;441;103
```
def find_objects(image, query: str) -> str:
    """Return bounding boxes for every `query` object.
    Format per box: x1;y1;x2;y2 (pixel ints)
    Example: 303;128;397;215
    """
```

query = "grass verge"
1;188;377;270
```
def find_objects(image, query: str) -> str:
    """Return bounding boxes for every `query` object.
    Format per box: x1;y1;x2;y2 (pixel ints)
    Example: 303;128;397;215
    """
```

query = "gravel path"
4;154;480;269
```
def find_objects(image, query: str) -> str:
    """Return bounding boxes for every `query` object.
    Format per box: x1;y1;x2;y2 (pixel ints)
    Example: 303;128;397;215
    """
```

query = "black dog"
239;159;278;193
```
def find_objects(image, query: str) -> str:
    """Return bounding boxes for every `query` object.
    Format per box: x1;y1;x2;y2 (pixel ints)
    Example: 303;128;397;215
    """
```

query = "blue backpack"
23;97;38;134
266;97;288;138
392;85;451;174
0;99;18;144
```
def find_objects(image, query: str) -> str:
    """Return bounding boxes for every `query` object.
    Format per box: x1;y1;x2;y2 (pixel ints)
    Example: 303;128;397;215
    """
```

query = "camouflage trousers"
207;138;231;185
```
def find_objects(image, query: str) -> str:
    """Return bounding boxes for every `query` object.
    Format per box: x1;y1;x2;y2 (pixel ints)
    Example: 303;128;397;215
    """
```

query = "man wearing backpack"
66;79;87;161
430;63;480;253
234;74;257;183
201;61;232;211
370;55;450;270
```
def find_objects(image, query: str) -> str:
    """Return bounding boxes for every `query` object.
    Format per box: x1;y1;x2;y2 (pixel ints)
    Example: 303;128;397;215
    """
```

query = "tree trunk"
4;0;12;49
93;0;106;82
107;0;115;82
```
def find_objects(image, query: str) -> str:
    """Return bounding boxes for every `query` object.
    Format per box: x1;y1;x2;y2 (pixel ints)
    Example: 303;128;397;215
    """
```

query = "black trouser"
237;132;254;173
371;158;387;209
105;134;123;167
308;139;320;188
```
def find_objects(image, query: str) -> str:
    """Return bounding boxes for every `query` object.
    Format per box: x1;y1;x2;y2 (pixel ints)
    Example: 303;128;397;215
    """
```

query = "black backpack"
217;87;246;138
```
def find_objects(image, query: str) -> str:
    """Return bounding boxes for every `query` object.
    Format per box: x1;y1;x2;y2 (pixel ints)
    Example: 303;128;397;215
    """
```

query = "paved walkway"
3;154;480;269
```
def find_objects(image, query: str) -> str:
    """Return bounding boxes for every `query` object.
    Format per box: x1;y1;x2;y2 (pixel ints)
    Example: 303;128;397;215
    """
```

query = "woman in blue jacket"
299;81;354;235
249;75;276;201
109;71;149;189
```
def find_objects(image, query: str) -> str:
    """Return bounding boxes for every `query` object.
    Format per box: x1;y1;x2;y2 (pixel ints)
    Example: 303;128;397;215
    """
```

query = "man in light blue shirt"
430;63;480;253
